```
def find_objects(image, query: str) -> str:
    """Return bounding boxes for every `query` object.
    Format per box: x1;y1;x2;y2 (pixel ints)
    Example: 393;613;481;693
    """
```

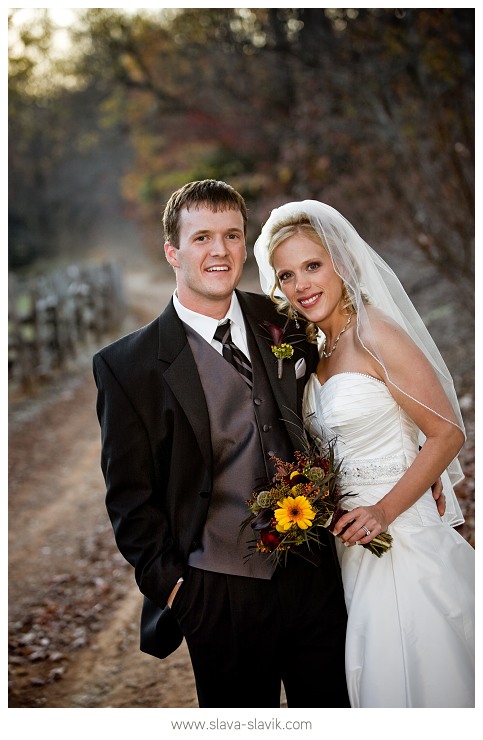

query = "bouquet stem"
327;507;393;558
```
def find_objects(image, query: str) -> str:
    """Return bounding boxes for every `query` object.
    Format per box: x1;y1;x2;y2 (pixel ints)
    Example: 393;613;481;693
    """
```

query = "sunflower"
274;495;316;531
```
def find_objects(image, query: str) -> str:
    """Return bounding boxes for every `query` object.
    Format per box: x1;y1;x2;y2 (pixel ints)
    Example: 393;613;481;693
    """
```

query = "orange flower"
274;496;316;531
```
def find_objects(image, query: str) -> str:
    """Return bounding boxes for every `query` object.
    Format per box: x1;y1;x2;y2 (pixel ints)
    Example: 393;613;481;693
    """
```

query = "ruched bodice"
304;372;419;464
302;371;475;708
303;372;440;527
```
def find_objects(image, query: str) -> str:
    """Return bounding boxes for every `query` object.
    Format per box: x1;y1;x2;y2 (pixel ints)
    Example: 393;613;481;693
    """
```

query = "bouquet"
242;440;393;566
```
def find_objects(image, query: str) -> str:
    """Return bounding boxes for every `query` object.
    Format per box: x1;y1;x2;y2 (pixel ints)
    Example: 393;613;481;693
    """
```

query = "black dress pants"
170;552;349;708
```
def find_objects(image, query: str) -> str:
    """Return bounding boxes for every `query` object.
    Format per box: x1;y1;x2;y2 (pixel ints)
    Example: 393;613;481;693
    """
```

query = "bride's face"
273;233;344;328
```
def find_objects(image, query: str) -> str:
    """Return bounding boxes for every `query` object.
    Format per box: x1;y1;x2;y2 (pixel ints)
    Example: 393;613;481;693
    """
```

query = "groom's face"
164;205;247;318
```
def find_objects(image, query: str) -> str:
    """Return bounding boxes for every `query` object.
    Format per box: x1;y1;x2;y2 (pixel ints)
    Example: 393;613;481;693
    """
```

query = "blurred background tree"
9;7;474;310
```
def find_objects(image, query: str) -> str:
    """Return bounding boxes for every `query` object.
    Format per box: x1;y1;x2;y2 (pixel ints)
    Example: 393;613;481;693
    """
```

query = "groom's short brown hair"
163;179;248;248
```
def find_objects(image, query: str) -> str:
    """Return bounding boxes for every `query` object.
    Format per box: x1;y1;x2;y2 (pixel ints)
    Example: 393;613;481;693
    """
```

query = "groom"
93;179;349;708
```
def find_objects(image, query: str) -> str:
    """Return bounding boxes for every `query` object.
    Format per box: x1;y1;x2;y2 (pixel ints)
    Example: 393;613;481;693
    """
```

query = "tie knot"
213;321;231;346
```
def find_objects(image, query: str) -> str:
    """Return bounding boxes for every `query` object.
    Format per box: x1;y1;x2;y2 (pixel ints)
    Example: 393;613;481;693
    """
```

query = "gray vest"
185;321;293;579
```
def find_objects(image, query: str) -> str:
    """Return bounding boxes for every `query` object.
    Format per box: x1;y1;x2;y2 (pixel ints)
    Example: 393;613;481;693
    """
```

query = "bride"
254;200;475;708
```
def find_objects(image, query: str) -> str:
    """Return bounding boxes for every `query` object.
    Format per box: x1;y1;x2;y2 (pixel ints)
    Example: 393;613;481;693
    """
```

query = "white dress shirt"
172;291;251;360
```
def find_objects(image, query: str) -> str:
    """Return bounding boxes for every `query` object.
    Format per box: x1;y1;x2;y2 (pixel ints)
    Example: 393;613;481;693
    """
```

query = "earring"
292;309;300;329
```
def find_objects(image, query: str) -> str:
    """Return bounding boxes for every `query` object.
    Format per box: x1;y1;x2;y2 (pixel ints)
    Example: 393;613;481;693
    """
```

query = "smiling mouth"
206;266;229;272
299;293;321;307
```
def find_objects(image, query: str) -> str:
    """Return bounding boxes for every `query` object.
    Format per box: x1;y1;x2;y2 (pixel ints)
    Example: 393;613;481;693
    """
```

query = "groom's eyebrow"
192;226;243;236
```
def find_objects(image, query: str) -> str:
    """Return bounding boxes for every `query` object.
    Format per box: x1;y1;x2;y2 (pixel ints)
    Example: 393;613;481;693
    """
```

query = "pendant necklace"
322;313;353;358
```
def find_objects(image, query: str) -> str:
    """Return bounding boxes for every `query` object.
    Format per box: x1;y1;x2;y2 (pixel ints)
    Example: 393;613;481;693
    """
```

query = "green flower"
257;490;274;508
271;342;294;360
306;466;325;483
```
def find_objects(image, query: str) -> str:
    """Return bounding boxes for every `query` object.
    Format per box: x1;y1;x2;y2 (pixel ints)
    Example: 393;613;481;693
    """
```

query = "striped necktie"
213;321;253;389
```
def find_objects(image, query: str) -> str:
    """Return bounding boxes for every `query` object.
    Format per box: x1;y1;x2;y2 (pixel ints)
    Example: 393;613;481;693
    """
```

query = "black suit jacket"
93;290;319;658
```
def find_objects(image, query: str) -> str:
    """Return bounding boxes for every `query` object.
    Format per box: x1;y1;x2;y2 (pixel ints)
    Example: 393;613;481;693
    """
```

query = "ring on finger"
361;525;371;536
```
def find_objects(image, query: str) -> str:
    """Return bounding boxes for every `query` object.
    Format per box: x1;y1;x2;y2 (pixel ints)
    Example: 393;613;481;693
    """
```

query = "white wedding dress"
303;371;475;708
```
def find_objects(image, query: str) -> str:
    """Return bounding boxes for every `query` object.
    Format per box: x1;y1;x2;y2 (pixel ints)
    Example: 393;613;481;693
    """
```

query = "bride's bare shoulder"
363;305;425;363
365;305;409;337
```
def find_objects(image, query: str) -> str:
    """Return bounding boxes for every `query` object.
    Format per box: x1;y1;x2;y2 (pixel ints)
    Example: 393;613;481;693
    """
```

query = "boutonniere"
262;321;295;379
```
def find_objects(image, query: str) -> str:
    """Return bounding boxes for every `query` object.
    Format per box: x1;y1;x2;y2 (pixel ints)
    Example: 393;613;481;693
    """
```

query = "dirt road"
8;264;474;710
8;267;199;709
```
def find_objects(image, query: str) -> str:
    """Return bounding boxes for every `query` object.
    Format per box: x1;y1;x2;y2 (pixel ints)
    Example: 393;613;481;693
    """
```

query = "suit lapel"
157;301;212;473
237;291;306;450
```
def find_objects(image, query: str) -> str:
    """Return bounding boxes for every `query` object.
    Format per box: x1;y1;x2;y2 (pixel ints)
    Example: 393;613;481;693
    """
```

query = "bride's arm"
332;317;464;546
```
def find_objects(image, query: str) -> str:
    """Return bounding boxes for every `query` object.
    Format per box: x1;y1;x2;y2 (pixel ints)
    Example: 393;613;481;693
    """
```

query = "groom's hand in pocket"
167;578;184;608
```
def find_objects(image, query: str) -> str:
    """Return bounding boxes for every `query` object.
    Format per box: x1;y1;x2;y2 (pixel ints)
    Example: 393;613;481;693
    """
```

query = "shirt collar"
172;291;245;344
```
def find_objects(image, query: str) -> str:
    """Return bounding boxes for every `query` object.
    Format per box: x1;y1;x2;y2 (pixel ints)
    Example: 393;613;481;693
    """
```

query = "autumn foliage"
9;8;474;311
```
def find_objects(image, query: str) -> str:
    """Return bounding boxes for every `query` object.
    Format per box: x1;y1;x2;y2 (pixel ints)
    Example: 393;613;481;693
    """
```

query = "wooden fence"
8;261;126;391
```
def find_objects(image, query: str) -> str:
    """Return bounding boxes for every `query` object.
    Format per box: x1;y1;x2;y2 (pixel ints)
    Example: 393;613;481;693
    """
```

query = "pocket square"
295;358;306;379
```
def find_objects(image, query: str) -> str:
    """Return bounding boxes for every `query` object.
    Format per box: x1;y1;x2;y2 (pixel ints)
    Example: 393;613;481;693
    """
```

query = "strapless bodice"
303;372;420;486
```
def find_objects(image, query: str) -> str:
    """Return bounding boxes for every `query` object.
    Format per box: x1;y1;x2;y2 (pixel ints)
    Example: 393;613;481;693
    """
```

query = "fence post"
8;261;126;391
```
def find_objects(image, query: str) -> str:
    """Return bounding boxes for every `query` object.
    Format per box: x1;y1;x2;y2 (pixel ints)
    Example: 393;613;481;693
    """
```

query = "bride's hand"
331;505;389;546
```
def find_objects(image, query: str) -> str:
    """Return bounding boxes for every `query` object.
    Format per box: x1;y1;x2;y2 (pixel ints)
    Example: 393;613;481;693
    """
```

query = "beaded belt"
338;456;408;486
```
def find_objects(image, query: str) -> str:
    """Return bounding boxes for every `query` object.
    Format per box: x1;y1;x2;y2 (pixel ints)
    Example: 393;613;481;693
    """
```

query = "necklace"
322;313;353;358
